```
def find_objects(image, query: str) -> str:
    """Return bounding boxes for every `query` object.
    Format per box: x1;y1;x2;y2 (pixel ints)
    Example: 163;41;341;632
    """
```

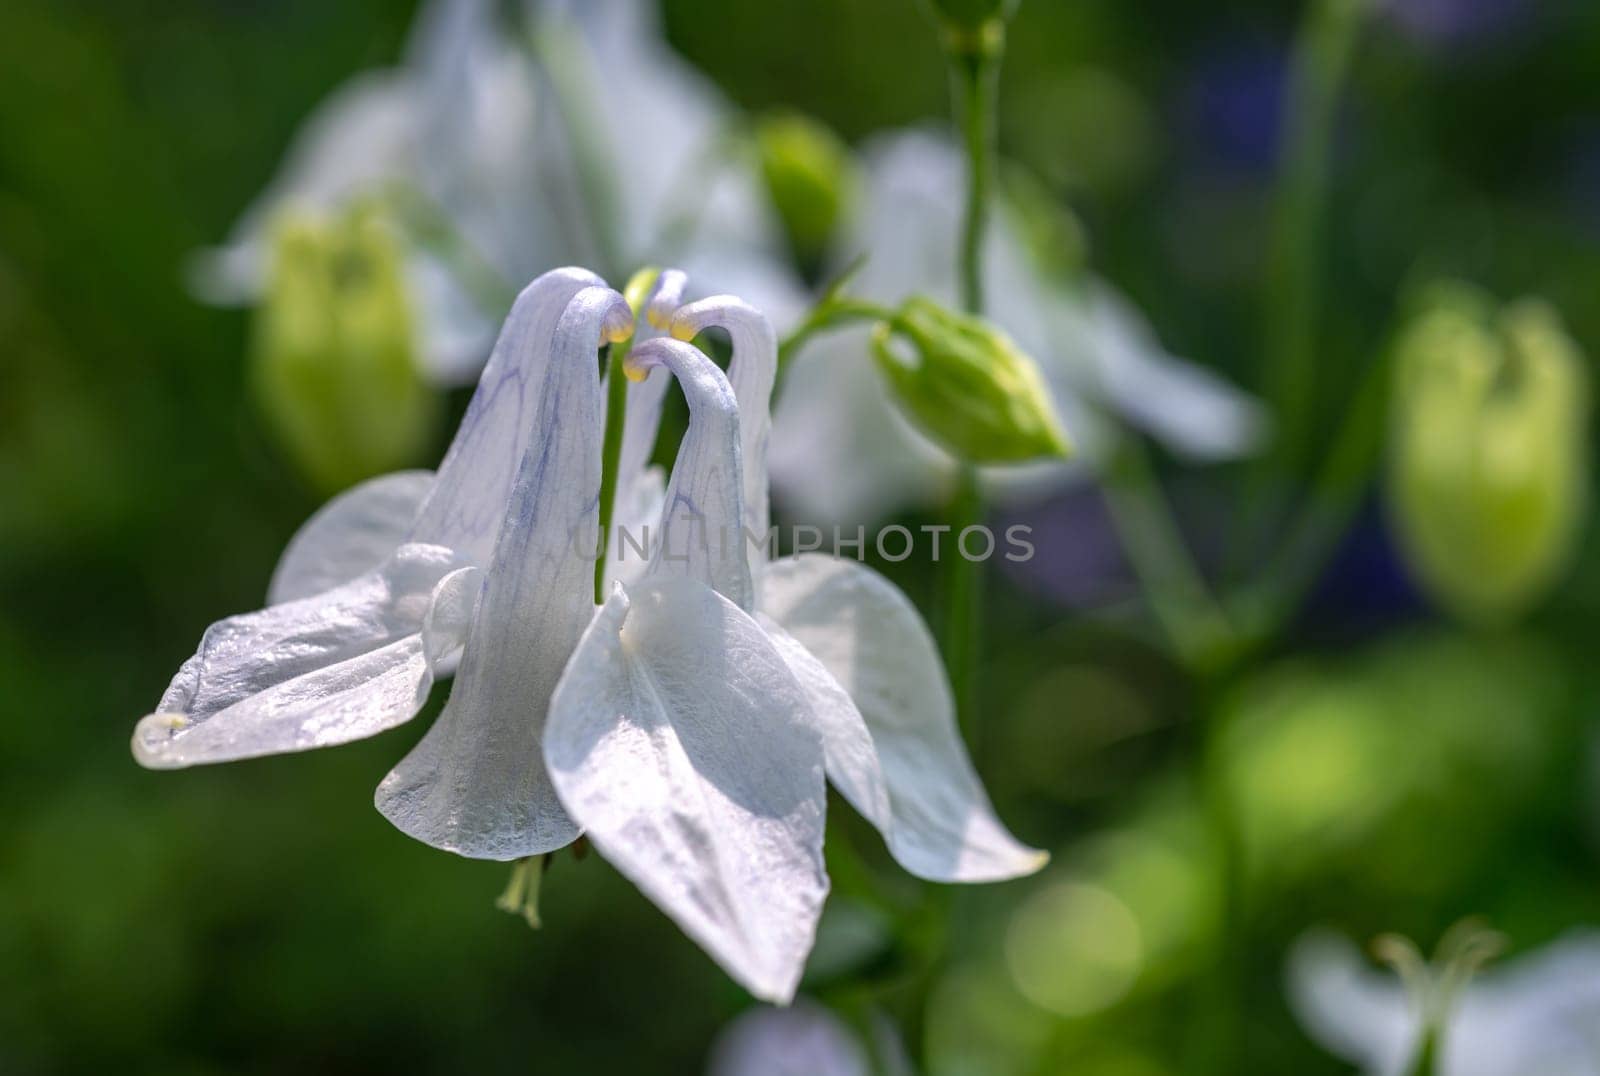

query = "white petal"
1064;282;1267;462
759;554;1046;882
133;543;469;768
1285;931;1420;1076
604;463;665;592
708;1000;870;1076
629;338;752;611
376;286;629;859
268;470;435;605
544;578;829;1003
409;266;605;563
669;297;778;585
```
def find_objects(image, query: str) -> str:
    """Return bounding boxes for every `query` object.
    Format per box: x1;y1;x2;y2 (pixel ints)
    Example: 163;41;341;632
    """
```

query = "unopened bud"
754;112;854;273
1388;284;1590;624
252;208;436;494
871;297;1071;464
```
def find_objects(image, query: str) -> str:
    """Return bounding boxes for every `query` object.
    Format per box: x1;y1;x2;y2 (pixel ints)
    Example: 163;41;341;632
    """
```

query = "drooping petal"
759;553;1047;882
268;470;435;605
133;546;471;768
376;285;633;859
627;337;752;612
409;266;604;563
544;577;829;1003
669;296;777;584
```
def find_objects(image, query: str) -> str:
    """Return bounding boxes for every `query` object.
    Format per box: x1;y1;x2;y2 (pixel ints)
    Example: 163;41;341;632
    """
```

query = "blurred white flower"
771;130;1266;526
707;1000;871;1076
1288;928;1600;1076
194;0;801;384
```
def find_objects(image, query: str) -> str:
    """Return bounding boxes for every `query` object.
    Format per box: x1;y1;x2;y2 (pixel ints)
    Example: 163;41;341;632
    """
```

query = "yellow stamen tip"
669;321;698;342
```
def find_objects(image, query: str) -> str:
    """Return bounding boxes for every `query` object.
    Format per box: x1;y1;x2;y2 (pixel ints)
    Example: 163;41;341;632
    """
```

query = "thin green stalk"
1100;436;1235;673
944;469;984;741
942;25;1002;731
1261;0;1371;483
592;269;660;601
594;338;632;603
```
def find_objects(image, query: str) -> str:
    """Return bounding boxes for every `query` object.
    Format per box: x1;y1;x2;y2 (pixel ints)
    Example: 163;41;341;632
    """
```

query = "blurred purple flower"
1382;0;1535;48
1177;40;1289;176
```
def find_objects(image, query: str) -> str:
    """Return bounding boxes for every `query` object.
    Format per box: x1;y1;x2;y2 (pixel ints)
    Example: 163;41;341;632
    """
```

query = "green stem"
1100;436;1236;673
1261;0;1370;483
592;269;660;602
594;338;632;603
944;469;984;742
941;26;1002;733
1235;351;1389;649
775;298;898;379
952;44;998;315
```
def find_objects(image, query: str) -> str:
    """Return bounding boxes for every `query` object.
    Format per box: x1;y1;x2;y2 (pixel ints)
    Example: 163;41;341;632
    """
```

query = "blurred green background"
4;0;1600;1073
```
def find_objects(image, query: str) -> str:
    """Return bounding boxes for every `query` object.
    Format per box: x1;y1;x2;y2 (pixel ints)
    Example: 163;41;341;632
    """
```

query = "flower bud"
871;297;1071;464
754;112;854;273
252;208;437;494
924;0;1017;42
1388;284;1590;624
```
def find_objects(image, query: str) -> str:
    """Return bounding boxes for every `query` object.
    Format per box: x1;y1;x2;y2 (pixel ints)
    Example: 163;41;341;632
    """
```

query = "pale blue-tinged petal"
376;285;633;859
1071;282;1267;462
133;545;471;769
268;470;435;605
544;577;830;1003
409;266;604;562
626;337;752;612
708;1000;870;1076
759;553;1047;882
669;296;777;584
604;463;665;591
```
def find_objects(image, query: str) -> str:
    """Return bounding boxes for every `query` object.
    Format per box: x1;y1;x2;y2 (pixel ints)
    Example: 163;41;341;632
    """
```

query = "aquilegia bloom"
136;266;1042;1001
1289;928;1600;1076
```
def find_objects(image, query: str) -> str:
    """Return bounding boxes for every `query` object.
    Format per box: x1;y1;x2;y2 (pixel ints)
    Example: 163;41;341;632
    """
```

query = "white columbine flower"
137;267;1042;1001
1289;928;1600;1076
771;129;1267;526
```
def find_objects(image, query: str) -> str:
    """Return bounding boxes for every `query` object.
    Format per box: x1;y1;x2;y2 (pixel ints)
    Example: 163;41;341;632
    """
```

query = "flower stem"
593;269;660;603
1248;0;1371;512
941;21;1003;732
594;338;632;603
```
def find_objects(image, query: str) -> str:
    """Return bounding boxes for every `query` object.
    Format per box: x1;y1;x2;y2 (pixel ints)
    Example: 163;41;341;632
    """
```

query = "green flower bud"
871;297;1071;464
1388;283;1590;624
924;0;1018;38
253;207;437;494
754;112;854;273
